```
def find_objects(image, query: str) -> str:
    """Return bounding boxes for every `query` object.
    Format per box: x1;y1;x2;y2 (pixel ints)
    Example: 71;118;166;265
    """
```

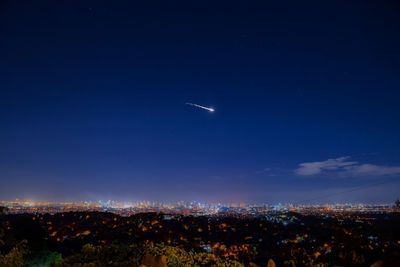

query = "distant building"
395;199;400;209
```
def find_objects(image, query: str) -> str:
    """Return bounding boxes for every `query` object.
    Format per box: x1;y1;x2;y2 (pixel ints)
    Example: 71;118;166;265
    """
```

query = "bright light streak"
186;102;215;112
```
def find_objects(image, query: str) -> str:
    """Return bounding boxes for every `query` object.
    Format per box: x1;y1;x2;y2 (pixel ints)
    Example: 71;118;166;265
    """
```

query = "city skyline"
1;1;400;203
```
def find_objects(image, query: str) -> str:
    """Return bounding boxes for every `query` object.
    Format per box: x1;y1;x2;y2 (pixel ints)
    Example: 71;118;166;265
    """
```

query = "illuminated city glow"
1;199;397;216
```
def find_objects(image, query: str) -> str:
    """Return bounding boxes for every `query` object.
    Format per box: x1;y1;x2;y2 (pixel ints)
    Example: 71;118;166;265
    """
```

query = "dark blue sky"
1;1;400;203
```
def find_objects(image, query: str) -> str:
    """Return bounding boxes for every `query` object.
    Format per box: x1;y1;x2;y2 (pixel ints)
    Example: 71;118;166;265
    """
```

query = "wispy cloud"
295;156;400;177
254;168;271;175
295;157;356;176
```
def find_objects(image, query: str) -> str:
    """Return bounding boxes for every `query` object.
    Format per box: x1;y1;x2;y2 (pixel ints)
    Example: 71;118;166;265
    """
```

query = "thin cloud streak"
295;156;400;177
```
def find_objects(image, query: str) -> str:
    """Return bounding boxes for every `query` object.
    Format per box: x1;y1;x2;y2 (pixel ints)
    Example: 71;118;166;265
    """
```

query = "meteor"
185;102;215;112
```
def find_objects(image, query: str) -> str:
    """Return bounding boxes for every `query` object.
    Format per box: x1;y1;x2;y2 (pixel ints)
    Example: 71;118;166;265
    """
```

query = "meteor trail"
185;102;215;112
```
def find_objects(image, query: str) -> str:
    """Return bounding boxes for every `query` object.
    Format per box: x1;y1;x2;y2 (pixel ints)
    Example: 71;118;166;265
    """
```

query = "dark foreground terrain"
1;210;399;267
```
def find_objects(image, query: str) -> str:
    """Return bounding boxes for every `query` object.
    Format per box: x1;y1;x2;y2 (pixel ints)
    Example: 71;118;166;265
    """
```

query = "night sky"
1;1;400;204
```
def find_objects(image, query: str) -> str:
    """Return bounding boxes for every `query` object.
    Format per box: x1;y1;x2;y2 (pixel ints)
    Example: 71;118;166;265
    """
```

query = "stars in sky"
0;1;399;203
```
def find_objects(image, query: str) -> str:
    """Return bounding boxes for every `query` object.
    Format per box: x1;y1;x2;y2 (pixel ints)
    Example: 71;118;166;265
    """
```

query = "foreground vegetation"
0;237;243;267
1;209;400;266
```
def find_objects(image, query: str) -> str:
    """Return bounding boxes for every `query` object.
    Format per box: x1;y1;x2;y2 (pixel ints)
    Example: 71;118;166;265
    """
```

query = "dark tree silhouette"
0;207;9;215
